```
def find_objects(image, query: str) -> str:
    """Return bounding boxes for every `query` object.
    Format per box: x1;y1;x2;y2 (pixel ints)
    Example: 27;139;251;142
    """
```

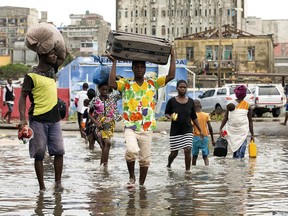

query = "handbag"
248;140;257;158
213;136;228;157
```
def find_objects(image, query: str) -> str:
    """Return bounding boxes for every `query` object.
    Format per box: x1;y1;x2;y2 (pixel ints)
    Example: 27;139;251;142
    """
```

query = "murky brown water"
0;130;288;215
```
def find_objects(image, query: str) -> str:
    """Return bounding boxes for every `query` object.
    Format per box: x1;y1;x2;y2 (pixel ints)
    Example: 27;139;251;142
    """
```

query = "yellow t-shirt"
193;111;210;136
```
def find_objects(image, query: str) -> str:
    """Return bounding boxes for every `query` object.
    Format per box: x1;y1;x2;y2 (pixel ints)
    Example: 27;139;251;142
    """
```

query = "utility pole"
218;2;222;87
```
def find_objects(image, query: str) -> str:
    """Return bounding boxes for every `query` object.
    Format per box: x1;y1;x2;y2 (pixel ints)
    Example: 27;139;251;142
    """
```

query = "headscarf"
234;85;247;99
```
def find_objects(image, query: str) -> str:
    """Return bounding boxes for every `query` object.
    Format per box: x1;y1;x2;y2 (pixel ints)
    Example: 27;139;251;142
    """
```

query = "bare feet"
127;178;136;189
54;181;64;192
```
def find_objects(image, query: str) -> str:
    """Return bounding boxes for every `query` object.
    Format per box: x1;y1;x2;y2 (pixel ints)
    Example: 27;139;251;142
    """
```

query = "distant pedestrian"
80;98;90;140
107;47;176;188
219;85;254;158
280;97;288;126
84;88;96;149
75;82;88;137
192;100;215;166
165;80;203;171
2;79;15;124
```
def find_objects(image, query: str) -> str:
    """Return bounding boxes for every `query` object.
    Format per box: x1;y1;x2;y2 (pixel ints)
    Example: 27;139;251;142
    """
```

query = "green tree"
0;64;31;79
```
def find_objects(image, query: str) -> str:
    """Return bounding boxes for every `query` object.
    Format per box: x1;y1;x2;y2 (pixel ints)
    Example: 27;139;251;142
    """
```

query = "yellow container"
248;141;257;158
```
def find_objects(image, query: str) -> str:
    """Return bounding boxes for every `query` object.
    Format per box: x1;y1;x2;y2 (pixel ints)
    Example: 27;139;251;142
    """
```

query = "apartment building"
0;6;39;65
116;0;245;40
61;11;111;57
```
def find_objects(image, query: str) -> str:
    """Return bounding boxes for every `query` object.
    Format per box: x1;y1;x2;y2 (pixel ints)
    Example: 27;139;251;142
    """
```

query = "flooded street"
0;130;288;215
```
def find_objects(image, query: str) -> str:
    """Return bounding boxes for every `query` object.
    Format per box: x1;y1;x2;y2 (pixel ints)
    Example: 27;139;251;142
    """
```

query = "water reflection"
0;133;288;215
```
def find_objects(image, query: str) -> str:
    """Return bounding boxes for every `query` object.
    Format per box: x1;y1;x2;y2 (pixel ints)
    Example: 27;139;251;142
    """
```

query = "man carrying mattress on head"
18;23;67;192
219;85;254;158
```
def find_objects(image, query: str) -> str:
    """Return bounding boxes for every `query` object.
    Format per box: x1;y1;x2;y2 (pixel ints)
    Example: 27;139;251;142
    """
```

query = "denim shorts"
192;136;209;157
29;120;65;160
7;103;13;112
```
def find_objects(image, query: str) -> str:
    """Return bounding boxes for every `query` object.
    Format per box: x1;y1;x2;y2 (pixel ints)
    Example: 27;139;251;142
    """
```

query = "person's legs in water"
54;155;63;191
184;146;191;171
167;150;178;168
192;155;198;166
203;155;209;166
137;131;152;186
100;138;111;167
139;166;148;186
126;161;136;188
35;159;45;191
280;104;288;126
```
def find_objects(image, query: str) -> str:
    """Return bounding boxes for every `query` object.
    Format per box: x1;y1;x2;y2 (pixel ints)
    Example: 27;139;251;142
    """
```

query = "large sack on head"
25;22;67;65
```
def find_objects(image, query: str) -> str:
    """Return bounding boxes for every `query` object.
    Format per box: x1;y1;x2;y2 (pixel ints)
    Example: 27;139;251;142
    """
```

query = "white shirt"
75;90;88;112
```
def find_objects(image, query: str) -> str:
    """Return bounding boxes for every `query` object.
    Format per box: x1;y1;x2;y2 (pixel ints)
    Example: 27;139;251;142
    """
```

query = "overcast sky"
0;0;287;29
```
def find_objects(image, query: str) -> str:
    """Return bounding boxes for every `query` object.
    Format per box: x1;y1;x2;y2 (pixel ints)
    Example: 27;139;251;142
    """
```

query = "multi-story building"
116;0;245;40
175;25;275;87
61;11;111;57
0;6;39;65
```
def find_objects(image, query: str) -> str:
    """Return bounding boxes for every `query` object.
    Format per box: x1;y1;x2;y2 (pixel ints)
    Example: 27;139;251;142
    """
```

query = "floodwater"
0;131;288;215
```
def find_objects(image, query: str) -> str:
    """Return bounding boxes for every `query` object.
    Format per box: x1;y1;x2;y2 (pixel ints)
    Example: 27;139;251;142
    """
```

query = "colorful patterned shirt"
89;93;121;123
117;76;166;131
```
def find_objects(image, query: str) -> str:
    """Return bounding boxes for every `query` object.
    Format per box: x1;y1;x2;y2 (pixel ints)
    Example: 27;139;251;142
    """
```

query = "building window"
224;45;232;60
248;46;255;61
152;26;156;35
145;10;147;17
131;11;133;17
136;28;138;33
171;10;174;16
125;26;128;32
162;10;166;17
125;10;128;18
118;11;121;18
135;10;138;17
161;25;166;36
186;47;194;61
206;45;213;60
152;8;156;17
145;27;147;34
227;9;230;16
195;10;197;16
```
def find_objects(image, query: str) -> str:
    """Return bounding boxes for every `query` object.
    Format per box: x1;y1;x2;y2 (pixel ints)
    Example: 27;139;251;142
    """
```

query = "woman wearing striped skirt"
165;80;203;171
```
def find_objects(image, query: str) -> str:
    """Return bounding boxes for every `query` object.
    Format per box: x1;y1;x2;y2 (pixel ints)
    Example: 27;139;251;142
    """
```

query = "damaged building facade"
174;25;274;87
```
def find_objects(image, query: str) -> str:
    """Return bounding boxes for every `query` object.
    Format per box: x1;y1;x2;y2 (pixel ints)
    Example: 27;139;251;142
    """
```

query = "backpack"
58;98;67;119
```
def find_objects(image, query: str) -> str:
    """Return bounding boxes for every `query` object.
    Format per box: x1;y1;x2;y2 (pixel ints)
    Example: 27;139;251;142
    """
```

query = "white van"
198;86;255;114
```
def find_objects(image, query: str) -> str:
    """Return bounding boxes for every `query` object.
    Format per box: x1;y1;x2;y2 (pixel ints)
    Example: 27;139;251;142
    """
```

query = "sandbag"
91;55;111;85
25;22;67;65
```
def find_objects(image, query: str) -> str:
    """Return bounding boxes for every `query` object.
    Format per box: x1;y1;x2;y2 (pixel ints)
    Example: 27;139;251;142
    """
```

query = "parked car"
250;84;284;117
198;86;255;114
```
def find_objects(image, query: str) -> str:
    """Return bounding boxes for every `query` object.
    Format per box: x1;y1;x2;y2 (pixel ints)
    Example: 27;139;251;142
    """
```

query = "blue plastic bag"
92;55;111;84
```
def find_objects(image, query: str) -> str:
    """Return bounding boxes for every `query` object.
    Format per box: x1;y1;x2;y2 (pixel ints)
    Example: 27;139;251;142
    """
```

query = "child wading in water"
192;100;215;166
